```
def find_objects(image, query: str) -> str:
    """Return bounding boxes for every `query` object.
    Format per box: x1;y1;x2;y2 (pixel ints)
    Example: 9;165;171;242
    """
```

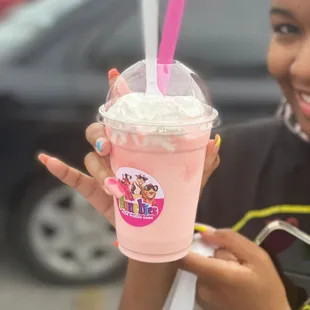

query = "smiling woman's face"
268;0;310;136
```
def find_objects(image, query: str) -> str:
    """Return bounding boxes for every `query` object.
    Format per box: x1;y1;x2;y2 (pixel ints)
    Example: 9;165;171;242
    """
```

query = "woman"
38;0;310;308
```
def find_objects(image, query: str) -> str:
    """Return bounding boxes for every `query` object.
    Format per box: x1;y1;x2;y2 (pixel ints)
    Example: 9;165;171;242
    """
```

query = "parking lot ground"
0;253;123;310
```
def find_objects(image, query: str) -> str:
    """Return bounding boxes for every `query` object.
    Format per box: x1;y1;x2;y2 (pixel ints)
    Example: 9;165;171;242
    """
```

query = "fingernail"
37;153;49;165
194;224;208;233
212;134;221;155
108;68;120;80
104;177;125;199
95;138;107;154
195;224;216;235
215;134;221;148
114;240;119;247
202;227;216;236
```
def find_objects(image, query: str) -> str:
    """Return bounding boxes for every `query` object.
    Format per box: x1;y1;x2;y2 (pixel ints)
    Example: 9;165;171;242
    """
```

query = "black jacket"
197;117;310;309
198;117;310;238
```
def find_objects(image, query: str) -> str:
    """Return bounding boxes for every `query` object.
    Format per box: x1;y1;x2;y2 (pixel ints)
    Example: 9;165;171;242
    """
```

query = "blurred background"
0;0;308;309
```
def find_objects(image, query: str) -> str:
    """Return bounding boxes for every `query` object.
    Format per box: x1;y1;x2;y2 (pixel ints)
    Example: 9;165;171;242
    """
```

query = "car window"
172;0;271;69
89;0;271;74
87;0;143;73
0;0;92;60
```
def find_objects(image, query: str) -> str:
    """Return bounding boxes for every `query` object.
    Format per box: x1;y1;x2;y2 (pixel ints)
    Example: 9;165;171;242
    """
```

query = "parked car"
2;0;301;287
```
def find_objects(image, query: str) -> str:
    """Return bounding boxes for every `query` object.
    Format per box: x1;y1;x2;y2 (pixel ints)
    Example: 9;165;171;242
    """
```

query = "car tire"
8;173;126;285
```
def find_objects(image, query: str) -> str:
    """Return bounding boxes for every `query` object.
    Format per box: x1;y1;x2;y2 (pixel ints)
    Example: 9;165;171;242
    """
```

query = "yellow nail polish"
215;134;221;148
194;224;208;233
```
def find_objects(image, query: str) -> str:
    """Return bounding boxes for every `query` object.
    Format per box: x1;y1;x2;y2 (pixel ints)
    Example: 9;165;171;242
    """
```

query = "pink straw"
157;0;186;94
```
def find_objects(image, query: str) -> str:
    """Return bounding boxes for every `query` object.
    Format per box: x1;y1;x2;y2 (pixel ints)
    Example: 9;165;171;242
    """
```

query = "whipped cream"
106;93;207;124
102;93;215;151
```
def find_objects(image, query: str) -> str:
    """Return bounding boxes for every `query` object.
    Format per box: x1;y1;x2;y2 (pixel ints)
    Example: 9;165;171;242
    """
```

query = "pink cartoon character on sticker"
120;173;134;201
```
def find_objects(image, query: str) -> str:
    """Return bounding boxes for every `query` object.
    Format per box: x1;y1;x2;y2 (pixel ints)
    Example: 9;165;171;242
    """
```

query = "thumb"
201;229;263;264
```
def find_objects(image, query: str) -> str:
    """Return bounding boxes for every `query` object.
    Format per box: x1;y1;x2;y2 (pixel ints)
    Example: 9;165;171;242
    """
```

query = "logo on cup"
115;167;164;227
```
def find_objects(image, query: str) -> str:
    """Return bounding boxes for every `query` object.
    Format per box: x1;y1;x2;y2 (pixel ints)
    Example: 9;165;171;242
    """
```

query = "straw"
141;0;161;96
157;0;187;94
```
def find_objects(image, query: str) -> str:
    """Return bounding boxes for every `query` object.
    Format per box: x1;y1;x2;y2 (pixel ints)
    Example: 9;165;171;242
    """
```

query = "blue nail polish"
96;139;103;152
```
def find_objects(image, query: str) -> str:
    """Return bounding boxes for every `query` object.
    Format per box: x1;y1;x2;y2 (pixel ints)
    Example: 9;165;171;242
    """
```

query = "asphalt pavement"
0;253;124;310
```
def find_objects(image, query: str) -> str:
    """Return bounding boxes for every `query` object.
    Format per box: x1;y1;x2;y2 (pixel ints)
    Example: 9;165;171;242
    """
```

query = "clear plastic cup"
98;60;218;263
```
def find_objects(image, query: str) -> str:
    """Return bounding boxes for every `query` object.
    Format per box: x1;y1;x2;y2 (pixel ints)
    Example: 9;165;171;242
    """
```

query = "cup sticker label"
115;167;164;227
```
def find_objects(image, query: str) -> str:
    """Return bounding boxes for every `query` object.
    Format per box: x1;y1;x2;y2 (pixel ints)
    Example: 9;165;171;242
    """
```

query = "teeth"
300;92;310;104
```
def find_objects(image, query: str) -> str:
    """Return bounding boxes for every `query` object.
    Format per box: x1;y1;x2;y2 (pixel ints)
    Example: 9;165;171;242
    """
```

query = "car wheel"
10;175;126;285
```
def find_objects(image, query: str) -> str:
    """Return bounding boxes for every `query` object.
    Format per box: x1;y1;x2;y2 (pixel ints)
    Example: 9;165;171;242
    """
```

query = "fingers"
205;135;221;173
200;135;221;192
181;251;244;284
85;123;111;156
95;137;111;156
108;68;120;87
85;123;105;146
117;75;131;94
84;152;112;186
39;154;95;195
207;134;221;163
38;153;116;224
181;229;263;282
108;67;130;98
201;229;264;264
196;278;214;309
194;225;238;262
214;248;238;262
84;152;125;199
86;69;130;155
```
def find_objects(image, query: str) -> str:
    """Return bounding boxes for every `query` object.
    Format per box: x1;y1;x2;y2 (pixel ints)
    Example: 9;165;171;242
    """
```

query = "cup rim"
98;103;219;128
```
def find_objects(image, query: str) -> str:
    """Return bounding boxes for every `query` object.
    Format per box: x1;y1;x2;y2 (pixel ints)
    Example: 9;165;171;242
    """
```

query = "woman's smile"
269;0;310;136
296;91;310;119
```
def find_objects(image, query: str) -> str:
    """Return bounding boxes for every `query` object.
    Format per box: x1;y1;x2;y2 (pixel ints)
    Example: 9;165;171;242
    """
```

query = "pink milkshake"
99;61;218;263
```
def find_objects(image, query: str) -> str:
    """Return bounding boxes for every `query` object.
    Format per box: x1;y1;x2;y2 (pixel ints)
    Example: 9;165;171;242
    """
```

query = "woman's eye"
272;24;300;35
